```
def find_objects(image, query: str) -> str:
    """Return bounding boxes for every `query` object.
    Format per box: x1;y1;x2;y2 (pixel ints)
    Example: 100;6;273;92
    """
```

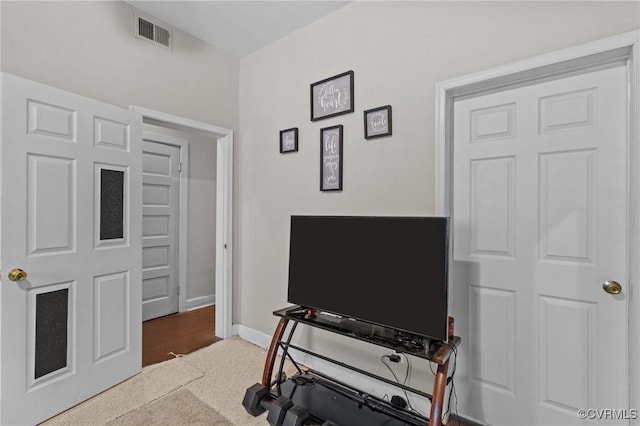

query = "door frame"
142;132;189;315
131;106;234;339
435;30;640;422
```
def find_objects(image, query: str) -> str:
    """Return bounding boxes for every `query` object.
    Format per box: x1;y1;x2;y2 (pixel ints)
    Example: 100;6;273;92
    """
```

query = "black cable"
400;353;416;412
442;344;458;423
380;355;425;417
451;346;460;425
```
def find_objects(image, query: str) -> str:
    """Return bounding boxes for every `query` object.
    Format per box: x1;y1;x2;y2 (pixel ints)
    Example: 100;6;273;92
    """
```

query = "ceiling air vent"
134;13;172;50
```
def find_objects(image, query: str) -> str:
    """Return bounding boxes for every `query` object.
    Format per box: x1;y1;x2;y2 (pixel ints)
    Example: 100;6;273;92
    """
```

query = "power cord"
381;354;423;416
441;344;459;425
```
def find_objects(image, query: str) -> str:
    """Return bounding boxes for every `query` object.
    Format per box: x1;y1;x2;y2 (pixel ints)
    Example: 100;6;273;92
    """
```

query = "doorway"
132;106;234;341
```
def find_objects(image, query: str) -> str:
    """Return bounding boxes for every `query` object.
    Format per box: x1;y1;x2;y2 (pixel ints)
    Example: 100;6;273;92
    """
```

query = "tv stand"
257;305;461;426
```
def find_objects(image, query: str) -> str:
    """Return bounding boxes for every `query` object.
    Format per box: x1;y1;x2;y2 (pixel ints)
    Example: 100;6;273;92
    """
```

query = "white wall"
236;0;639;415
0;0;238;130
144;123;217;308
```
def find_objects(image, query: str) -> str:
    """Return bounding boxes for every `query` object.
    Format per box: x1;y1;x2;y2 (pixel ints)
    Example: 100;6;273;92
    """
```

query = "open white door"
0;73;142;425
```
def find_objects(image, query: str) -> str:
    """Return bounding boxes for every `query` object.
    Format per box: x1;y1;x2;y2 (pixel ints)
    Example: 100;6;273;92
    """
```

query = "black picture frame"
320;125;343;191
364;105;392;139
310;71;354;121
279;127;298;153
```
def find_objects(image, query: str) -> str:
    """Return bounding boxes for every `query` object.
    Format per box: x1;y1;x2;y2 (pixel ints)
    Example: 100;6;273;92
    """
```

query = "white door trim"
435;30;640;423
130;106;234;339
143;132;189;313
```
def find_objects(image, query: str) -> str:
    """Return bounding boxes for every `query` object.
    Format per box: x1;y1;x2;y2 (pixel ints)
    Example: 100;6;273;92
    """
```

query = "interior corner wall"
236;0;639;363
0;0;239;131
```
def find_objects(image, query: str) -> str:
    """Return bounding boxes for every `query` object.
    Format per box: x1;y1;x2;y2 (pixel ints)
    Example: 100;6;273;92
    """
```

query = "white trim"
131;106;232;137
630;35;640;426
186;295;215;311
216;135;234;338
179;141;190;312
234;323;272;349
435;30;640;424
130;105;234;339
435;31;639;99
142;131;189;313
434;83;450;217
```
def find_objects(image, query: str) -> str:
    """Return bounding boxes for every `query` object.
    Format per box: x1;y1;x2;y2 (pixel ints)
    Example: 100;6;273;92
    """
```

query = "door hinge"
178;162;183;173
176;286;180;295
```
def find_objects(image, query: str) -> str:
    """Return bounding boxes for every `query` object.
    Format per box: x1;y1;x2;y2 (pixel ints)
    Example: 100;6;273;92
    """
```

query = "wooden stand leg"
428;358;450;426
261;317;289;388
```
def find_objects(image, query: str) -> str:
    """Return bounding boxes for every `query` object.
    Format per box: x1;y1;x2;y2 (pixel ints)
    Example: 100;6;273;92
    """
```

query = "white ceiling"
126;1;351;57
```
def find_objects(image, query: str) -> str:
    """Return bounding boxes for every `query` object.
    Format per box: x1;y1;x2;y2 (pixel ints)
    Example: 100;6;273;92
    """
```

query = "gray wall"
236;0;639;369
1;0;238;130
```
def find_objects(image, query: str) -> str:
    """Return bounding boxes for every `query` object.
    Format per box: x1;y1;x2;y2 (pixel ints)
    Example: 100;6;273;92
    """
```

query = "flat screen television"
287;215;449;342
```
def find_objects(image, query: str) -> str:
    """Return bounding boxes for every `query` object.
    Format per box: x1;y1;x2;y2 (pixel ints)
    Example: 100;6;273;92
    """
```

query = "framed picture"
364;105;392;139
279;127;298;153
320;125;343;191
310;71;354;121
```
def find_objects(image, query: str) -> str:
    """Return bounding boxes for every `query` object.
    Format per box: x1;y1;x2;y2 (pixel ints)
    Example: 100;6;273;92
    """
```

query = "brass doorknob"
8;268;27;282
603;280;622;295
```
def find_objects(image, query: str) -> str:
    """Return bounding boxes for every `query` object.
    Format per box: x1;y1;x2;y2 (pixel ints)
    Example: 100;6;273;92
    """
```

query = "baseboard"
186;295;215;311
233;324;433;419
234;323;272;348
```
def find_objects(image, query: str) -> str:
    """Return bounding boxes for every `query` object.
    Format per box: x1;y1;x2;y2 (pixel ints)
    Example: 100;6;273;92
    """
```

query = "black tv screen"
287;216;449;342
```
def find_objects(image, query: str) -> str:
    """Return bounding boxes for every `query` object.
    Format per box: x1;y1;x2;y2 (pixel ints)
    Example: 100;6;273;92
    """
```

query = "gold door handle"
603;280;622;295
8;268;27;282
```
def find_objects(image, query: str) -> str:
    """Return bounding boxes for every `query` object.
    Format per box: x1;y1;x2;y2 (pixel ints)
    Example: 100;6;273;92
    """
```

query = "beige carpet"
41;337;296;426
106;389;232;426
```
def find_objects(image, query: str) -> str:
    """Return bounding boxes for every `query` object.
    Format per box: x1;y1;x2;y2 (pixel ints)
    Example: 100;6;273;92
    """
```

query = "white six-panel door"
0;73;142;425
142;136;181;321
452;63;628;425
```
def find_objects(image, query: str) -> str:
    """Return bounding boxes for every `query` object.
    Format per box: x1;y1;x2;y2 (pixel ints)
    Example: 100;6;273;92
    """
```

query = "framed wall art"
279;127;298;153
364;105;392;139
320;125;343;191
311;71;354;121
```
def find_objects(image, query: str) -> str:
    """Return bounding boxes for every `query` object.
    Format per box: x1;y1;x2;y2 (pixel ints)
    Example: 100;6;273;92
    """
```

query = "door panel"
27;154;76;254
453;63;627;425
142;138;181;321
93;271;130;362
539;150;595;263
0;73;142;425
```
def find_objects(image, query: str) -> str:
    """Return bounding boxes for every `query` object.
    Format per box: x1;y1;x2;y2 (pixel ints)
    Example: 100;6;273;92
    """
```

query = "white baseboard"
232;323;433;418
234;323;272;348
186;295;215;311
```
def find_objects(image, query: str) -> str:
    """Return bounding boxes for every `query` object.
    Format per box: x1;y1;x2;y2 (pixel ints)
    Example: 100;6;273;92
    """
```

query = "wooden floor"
142;305;219;367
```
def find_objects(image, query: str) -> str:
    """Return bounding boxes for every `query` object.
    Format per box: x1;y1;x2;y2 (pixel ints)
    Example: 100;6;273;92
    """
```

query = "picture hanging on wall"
311;71;354;121
320;125;343;191
279;127;298;153
364;105;392;139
